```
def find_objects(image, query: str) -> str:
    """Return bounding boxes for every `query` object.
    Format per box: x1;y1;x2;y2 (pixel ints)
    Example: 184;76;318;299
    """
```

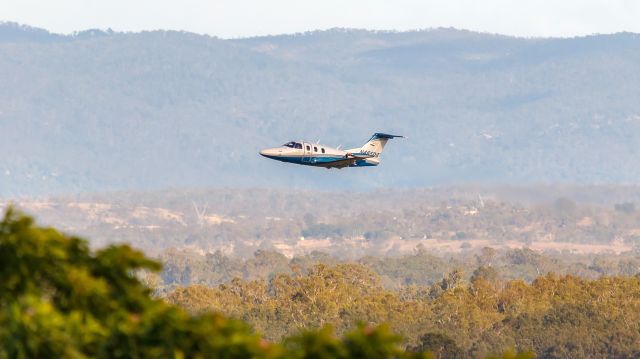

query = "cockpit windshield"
283;142;302;149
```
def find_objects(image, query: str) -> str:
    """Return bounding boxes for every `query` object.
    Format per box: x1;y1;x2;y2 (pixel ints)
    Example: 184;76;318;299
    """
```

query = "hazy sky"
2;0;639;38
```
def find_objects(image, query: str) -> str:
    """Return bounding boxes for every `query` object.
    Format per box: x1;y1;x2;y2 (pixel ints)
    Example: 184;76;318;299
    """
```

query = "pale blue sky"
2;0;639;38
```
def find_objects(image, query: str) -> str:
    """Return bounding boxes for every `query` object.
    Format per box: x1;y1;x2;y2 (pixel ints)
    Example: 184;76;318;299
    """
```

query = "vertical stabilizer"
359;133;403;157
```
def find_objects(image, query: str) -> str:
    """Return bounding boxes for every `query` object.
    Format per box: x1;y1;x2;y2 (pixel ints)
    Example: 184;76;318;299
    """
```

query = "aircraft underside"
267;155;378;169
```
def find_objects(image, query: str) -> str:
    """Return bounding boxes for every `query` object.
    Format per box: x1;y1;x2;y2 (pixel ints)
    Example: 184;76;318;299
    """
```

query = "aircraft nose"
260;148;280;157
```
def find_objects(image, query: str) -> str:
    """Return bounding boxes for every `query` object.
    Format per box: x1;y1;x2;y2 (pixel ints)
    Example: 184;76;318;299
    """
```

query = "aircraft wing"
319;154;373;169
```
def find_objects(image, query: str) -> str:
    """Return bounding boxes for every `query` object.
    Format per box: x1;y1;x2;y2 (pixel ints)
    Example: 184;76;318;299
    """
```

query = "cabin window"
314;146;318;152
306;145;310;151
321;148;325;154
295;143;302;149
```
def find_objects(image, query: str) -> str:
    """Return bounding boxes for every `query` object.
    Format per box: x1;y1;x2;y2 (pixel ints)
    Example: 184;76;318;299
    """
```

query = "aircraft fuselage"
260;141;379;169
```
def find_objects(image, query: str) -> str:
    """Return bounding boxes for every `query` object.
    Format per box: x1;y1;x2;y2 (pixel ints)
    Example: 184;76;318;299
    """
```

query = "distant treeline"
165;261;640;358
155;232;640;357
156;245;640;290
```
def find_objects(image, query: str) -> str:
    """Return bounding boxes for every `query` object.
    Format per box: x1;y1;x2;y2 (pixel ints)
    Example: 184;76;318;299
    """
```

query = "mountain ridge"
1;23;640;196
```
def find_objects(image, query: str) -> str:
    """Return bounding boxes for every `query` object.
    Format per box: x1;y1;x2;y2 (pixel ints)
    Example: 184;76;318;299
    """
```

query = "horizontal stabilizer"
369;133;404;140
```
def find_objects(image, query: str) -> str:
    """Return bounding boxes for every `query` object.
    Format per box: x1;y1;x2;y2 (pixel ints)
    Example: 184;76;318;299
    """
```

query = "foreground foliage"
0;209;276;358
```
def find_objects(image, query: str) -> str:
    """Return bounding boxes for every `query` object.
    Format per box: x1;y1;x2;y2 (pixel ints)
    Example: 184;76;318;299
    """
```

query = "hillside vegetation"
2;23;640;196
166;264;640;358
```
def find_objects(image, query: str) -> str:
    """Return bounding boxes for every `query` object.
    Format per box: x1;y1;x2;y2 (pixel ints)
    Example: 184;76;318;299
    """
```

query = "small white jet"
259;133;403;169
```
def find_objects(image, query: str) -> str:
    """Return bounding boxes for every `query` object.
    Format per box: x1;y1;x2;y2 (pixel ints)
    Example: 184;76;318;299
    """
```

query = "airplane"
259;133;403;169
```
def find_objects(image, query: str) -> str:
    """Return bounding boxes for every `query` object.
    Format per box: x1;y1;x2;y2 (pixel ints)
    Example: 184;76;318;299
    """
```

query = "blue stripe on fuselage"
261;155;377;167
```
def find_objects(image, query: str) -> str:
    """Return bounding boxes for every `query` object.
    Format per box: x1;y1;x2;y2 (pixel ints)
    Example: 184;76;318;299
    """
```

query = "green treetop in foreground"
0;208;532;358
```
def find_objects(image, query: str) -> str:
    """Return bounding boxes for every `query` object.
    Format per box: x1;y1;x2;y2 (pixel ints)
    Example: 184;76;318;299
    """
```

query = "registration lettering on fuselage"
362;151;380;158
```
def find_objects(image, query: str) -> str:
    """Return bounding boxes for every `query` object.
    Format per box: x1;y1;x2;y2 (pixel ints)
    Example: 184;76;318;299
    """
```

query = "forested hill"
2;22;640;196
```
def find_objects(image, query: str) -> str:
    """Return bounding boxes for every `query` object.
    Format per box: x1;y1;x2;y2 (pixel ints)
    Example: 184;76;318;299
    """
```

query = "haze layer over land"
4;186;640;257
2;23;640;196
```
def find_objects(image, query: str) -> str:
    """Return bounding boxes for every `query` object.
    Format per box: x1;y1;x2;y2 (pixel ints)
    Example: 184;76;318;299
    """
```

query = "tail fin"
358;133;403;157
